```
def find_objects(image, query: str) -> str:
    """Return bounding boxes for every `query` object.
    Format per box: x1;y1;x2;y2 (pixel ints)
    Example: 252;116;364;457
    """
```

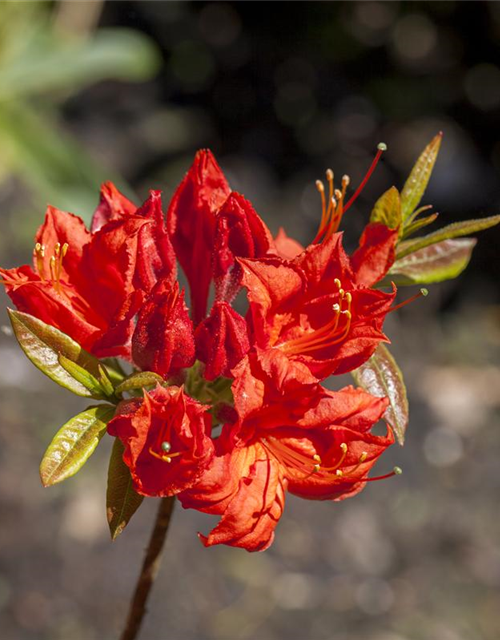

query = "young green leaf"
397;215;500;259
370;186;402;232
98;364;116;397
401;213;439;240
115;371;164;394
401;133;442;223
107;438;144;540
351;344;409;446
40;405;115;487
58;354;106;399
8;309;104;397
388;238;476;285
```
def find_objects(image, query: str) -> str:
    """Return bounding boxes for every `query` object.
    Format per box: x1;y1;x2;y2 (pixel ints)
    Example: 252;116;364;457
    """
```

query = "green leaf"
107;438;144;540
370;186;402;232
115;371;164;394
401;213;439;240
98;364;116;397
397;215;500;259
8;309;104;397
40;405;115;487
0;29;161;101
401;133;442;223
388;238;477;285
351;344;409;446
58;354;106;398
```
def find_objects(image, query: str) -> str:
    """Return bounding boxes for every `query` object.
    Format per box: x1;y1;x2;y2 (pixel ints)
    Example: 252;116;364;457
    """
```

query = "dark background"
0;2;499;640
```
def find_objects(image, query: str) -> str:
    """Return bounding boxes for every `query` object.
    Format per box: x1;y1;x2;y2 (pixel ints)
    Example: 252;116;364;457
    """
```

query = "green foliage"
397;215;500;259
0;2;160;217
352;344;409;446
400;133;442;223
370;186;402;233
115;371;165;394
0;29;160;101
8;309;112;398
401;212;439;240
40;405;115;487
379;134;500;286
107;438;144;540
389;238;476;286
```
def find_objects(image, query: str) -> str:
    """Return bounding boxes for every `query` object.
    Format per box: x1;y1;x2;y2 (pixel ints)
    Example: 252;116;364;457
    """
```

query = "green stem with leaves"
119;496;176;640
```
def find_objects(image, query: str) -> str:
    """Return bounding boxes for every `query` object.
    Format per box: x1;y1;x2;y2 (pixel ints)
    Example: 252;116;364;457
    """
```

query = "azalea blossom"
0;184;175;358
108;385;214;497
180;349;395;551
239;232;396;380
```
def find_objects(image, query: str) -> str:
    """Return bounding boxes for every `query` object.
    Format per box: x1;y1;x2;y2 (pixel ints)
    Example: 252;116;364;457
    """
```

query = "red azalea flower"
239;232;396;379
132;281;195;378
0;185;176;358
180;350;394;551
108;385;214;497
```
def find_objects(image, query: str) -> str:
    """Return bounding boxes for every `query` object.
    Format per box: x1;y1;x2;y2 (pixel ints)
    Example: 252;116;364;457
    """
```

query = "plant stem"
119;496;176;640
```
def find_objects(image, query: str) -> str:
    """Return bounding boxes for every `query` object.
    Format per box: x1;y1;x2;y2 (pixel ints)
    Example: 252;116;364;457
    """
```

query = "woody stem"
119;496;176;640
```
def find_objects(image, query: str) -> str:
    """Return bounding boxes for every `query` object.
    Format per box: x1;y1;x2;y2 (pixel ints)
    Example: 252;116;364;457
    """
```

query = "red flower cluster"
1;150;400;551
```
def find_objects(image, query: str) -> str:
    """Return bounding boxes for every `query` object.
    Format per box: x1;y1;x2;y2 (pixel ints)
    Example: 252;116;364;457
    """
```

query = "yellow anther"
313;464;321;473
334;188;342;200
340;443;348;453
316;180;325;192
334;278;341;288
342;175;350;187
313;454;321;463
336;469;343;477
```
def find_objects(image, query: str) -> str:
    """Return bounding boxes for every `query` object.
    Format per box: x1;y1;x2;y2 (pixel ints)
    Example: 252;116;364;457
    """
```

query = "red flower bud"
195;301;250;380
213;192;275;302
132;281;195;378
167;150;230;325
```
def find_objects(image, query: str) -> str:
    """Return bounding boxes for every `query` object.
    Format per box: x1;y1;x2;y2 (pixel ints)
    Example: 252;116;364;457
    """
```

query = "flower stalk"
120;496;176;640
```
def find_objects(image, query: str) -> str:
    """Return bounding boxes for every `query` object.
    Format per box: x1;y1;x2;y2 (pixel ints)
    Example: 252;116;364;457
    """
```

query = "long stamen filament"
343;143;387;213
319;442;348;471
364;466;402;482
280;289;352;356
390;288;428;313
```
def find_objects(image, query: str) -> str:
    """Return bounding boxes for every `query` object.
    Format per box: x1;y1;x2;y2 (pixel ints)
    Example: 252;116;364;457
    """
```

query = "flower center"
34;241;69;293
262;437;401;483
279;278;352;357
313;143;387;244
148;416;183;464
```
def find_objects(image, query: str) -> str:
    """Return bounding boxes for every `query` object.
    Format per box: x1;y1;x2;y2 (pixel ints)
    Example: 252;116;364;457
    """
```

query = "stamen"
279;284;352;356
343;143;387;213
364;466;402;482
34;243;46;280
319;442;348;471
261;437;322;479
390;288;428;313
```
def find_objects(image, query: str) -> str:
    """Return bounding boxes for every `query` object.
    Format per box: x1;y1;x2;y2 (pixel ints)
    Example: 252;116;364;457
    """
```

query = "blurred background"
0;2;499;639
